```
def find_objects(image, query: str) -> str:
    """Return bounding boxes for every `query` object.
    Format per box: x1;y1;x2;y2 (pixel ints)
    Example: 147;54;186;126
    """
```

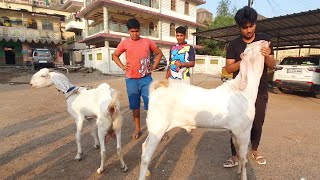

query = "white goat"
139;40;269;180
30;68;128;174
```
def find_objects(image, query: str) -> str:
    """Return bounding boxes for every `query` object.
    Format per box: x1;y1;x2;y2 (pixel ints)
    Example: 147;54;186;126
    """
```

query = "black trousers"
231;93;269;156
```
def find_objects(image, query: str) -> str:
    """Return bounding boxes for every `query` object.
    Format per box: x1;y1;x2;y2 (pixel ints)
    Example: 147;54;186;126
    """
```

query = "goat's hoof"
121;165;128;172
74;154;82;161
94;145;100;149
146;169;151;177
97;168;104;174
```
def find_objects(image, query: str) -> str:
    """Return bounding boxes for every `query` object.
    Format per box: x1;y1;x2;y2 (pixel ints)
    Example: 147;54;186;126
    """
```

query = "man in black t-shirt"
223;6;276;168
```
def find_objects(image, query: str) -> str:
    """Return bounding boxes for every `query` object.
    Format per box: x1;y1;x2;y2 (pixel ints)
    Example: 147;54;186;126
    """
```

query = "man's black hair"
127;18;140;29
176;26;187;35
234;6;257;27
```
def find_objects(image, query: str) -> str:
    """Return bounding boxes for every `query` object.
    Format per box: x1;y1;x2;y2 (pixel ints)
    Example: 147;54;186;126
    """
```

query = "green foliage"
196;0;236;57
210;16;235;29
216;0;232;16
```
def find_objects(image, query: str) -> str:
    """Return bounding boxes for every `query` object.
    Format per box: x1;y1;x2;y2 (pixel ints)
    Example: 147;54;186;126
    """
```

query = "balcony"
3;0;49;7
66;21;85;31
88;23;104;36
65;14;85;31
0;26;62;44
109;21;127;33
125;0;159;9
67;35;83;43
85;0;159;9
108;21;158;38
61;0;83;12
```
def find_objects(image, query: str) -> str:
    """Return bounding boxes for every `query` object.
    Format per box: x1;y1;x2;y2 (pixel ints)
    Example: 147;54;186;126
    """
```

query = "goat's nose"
30;83;33;87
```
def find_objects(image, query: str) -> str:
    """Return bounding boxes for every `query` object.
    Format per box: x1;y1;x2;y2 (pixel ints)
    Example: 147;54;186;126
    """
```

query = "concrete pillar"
85;19;89;38
104;41;109;47
103;7;109;33
158;21;162;40
22;42;30;65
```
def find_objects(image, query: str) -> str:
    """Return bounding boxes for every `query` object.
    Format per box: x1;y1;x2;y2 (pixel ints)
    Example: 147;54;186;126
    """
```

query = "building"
0;0;70;66
76;0;206;74
197;8;213;24
60;0;87;65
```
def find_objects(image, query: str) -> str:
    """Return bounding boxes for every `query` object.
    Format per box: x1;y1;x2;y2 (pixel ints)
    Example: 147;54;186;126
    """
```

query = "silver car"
272;56;320;98
32;49;54;70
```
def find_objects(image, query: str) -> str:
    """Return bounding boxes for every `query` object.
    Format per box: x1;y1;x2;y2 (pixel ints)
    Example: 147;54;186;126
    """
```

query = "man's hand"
240;53;245;60
260;47;271;58
175;60;182;67
122;64;130;71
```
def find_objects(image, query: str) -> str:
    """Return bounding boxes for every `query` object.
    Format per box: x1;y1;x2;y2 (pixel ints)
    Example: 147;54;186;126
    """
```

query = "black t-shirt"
226;33;274;95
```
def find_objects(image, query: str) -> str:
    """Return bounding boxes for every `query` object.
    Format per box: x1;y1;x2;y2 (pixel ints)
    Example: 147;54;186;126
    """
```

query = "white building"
60;0;87;65
76;0;206;74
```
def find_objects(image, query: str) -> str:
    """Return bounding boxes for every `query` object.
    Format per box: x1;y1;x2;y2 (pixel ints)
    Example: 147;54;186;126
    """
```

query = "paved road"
0;67;319;180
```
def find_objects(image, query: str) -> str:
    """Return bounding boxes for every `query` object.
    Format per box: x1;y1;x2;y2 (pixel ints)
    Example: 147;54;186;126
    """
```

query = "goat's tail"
107;90;119;120
149;79;169;94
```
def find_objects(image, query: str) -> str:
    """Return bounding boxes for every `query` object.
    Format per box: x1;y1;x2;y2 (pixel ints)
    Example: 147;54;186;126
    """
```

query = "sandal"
252;153;266;165
131;131;142;140
223;158;239;168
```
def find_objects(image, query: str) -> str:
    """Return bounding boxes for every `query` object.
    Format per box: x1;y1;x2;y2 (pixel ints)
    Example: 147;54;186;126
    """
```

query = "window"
185;1;189;15
13;19;23;26
141;0;151;6
27;19;37;29
42;20;53;30
171;0;176;11
280;57;320;65
170;23;175;37
149;22;154;35
97;53;102;60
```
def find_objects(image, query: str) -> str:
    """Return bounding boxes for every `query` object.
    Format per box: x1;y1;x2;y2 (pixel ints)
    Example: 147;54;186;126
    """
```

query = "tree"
196;0;236;57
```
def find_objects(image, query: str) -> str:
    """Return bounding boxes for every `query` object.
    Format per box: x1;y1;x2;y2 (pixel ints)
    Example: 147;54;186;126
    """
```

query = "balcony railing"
3;0;55;7
66;14;83;23
86;21;158;38
0;26;62;44
109;21;127;33
108;21;158;38
88;23;104;36
125;0;159;9
67;35;83;43
85;0;159;9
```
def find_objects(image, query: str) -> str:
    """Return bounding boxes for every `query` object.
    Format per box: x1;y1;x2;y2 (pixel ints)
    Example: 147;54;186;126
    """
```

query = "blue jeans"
125;75;152;110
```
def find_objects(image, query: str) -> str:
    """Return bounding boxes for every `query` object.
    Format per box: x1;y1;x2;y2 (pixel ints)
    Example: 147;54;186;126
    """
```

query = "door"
4;47;15;65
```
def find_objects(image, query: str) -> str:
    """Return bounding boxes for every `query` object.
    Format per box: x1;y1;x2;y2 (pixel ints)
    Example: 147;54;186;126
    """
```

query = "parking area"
0;67;319;179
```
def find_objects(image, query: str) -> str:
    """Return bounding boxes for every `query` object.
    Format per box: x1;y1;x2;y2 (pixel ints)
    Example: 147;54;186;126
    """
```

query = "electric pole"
248;0;253;7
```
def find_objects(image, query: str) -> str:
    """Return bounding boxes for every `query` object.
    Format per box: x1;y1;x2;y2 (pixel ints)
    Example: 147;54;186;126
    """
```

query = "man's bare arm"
151;47;163;71
112;51;126;71
225;59;241;74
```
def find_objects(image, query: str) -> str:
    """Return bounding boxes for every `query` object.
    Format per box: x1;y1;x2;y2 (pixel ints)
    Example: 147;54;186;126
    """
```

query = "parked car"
221;67;233;82
151;55;168;71
272;56;320;98
32;49;54;70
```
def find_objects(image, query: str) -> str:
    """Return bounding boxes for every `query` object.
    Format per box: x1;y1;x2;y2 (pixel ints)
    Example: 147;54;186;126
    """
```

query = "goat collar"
64;86;79;99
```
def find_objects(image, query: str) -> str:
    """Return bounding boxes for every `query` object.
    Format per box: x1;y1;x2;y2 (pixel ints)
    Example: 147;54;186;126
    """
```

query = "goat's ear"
239;58;248;91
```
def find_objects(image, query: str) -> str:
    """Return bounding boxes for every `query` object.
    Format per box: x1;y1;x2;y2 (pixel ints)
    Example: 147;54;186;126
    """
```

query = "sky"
199;0;320;18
